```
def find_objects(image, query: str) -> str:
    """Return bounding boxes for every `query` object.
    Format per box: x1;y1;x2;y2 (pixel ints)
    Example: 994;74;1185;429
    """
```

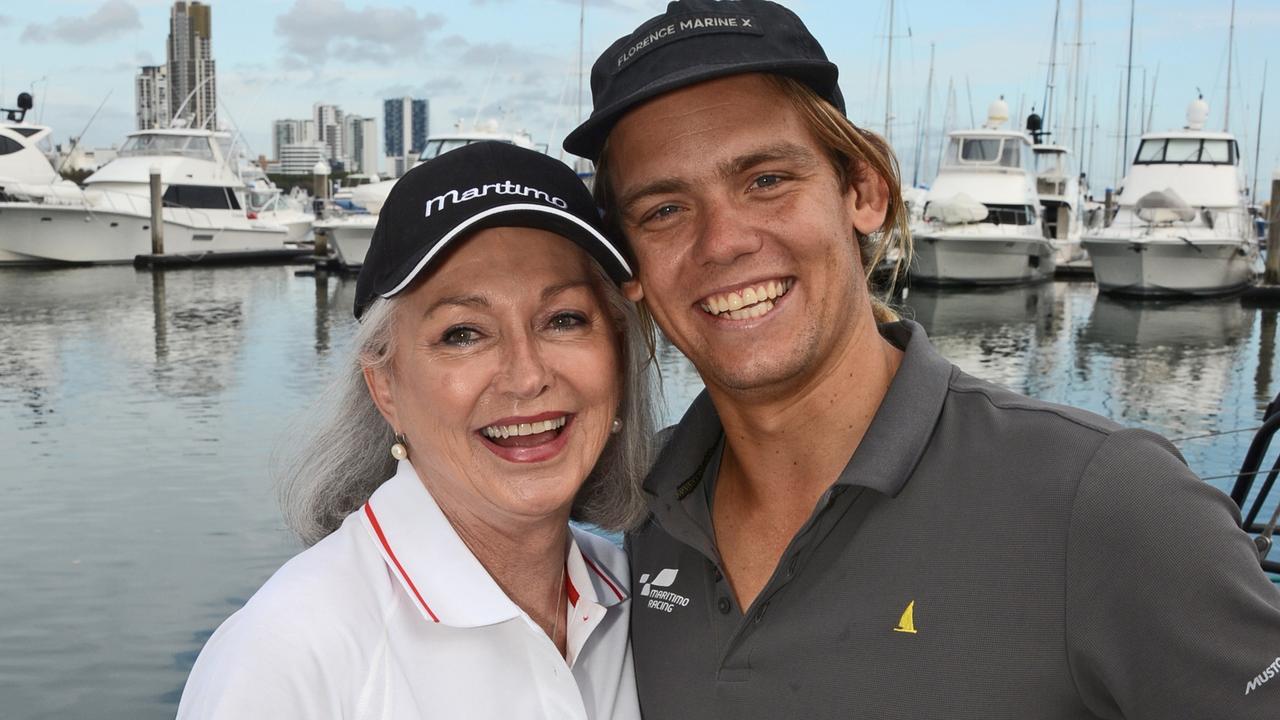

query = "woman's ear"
363;364;400;430
622;278;645;302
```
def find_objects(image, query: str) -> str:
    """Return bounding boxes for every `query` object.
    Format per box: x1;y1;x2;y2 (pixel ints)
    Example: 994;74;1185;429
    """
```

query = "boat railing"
88;189;224;232
1107;203;1250;232
1230;390;1280;577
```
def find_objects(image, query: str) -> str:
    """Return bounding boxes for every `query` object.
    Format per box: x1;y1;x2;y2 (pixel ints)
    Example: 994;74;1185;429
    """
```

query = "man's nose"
691;197;764;266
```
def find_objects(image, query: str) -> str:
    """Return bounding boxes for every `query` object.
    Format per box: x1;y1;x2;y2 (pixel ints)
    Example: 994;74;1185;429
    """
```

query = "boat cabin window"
120;134;216;161
162;184;242;211
11;127;42;138
1034;151;1065;176
1133;138;1237;165
0;136;23;156
945;137;1023;168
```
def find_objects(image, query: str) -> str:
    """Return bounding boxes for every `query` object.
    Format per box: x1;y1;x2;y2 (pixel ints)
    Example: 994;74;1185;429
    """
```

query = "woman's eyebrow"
542;280;594;301
423;294;490;317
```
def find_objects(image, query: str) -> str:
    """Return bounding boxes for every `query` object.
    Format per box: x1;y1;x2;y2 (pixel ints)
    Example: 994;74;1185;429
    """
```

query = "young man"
564;1;1280;718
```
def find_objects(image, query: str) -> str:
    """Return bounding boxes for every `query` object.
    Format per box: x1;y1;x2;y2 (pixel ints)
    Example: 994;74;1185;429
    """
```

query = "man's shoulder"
945;368;1121;438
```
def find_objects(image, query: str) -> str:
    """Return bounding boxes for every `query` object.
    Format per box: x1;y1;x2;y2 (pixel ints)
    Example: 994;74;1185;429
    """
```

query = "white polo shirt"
177;461;640;720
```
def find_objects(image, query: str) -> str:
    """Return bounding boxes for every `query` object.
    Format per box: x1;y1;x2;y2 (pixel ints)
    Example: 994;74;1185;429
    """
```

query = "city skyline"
1;0;1277;190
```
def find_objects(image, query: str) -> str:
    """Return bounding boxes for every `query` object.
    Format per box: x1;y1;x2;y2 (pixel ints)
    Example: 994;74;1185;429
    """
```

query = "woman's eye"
548;312;587;330
441;326;481;346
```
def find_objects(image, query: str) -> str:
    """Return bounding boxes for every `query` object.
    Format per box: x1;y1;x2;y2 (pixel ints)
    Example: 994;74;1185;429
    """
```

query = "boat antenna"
471;54;502;130
169;74;215;129
1252;61;1268;202
965;75;976;128
1122;0;1135;166
884;0;894;143
913;42;935;187
55;89;112;175
1146;62;1160;133
1224;0;1236;131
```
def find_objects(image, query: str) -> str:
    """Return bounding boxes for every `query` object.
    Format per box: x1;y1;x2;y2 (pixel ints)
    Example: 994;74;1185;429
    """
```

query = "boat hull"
1081;235;1257;297
0;202;288;264
316;217;375;268
910;227;1057;285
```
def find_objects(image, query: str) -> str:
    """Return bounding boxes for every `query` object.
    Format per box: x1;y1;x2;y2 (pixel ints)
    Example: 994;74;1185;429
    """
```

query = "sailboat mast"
885;0;894;143
918;43;936;185
1122;0;1135;165
1252;61;1268;203
1042;0;1062;136
1066;0;1084;153
1225;0;1236;131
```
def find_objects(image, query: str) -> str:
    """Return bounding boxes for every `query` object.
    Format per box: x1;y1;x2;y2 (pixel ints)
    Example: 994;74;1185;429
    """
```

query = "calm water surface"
1;266;1277;719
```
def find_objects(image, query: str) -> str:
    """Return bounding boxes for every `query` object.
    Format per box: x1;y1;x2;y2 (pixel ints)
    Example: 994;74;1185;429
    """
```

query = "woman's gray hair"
275;266;656;546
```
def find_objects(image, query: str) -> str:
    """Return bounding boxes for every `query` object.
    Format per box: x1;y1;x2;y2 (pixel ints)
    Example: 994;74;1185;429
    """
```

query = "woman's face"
365;227;622;531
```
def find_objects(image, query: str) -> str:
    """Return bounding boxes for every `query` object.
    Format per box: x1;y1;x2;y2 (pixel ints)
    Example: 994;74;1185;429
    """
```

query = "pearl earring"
390;433;409;460
611;418;623;434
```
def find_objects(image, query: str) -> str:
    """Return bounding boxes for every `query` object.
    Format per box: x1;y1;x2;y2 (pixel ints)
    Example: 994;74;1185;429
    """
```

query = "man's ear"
848;163;890;237
363;364;400;431
622;278;645;302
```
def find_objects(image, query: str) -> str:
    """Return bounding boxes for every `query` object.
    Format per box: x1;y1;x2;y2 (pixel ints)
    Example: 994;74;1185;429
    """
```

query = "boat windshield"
119;134;216;160
418;138;511;162
944;137;1022;168
1134;138;1237;165
1034;150;1066;176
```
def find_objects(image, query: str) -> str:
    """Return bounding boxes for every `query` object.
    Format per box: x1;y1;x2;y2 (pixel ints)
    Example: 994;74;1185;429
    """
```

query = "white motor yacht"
1030;139;1086;265
315;126;537;269
0;92;83;264
0;126;292;264
910;99;1055;285
1081;98;1258;296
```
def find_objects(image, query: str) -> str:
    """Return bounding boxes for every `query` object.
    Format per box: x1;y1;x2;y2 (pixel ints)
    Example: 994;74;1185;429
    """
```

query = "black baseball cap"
353;141;632;319
563;0;844;161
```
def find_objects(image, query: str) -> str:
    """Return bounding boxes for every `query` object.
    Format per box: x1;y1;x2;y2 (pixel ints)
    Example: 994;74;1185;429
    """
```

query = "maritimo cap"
353;141;632;319
563;0;845;161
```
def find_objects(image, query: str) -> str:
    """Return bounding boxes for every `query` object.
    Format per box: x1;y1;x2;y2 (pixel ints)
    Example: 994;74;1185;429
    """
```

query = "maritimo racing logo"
639;568;690;613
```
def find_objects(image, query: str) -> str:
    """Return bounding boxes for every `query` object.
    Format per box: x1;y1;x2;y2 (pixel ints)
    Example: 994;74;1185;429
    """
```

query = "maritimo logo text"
639;569;690;613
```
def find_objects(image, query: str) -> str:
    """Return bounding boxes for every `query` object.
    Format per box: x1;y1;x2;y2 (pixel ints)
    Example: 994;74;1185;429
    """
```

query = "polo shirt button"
718;597;731;614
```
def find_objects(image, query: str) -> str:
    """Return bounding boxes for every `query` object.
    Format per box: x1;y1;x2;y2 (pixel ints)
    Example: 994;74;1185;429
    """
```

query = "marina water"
1;265;1277;719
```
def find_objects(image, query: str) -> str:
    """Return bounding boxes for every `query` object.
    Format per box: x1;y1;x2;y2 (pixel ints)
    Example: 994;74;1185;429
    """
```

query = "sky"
1;0;1277;194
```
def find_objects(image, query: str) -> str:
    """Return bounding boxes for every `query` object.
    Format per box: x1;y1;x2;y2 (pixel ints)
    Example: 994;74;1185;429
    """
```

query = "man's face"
608;74;885;397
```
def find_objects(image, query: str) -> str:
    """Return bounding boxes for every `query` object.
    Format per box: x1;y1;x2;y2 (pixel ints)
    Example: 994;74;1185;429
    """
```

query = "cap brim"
380;202;633;301
565;59;839;160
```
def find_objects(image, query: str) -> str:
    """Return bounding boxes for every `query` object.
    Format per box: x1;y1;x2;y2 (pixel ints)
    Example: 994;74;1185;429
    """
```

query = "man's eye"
441;326;481;346
647;204;681;222
752;174;782;190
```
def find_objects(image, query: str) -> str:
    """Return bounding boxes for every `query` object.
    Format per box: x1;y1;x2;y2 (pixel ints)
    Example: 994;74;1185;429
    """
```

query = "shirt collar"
644;320;952;505
360;461;627;628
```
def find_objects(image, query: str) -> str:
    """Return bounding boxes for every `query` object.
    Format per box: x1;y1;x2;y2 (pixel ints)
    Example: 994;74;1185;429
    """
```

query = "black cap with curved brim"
353;141;632;320
563;0;844;162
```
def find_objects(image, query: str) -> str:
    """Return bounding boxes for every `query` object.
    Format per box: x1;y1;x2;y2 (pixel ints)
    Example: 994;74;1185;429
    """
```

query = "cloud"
274;0;445;67
21;0;141;44
0;15;11;27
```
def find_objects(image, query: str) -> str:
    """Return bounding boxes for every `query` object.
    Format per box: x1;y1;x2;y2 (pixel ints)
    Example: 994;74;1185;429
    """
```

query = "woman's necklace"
551;560;567;657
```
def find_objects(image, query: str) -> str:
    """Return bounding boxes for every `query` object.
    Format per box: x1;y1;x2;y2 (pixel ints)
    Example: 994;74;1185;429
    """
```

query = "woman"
177;142;654;719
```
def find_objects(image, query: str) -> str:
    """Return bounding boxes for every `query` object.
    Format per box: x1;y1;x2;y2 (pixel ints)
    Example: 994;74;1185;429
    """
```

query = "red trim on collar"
364;502;440;623
566;569;580;607
581;554;625;602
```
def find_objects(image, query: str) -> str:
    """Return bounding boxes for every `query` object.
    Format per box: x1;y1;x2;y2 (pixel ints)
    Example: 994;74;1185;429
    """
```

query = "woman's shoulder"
177;513;395;718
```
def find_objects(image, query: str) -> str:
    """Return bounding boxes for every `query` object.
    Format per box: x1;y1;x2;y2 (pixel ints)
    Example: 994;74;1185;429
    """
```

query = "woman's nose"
496;331;552;400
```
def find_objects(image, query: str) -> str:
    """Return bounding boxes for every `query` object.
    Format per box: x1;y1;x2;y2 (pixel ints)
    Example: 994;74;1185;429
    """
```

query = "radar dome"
1186;97;1209;130
984;97;1009;129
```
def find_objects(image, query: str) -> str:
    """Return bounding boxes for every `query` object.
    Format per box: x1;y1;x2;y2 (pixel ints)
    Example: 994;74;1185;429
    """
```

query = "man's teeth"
481;416;567;440
700;279;793;318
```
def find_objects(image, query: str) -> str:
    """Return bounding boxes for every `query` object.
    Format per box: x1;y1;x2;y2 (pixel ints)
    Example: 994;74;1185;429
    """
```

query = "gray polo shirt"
629;320;1280;719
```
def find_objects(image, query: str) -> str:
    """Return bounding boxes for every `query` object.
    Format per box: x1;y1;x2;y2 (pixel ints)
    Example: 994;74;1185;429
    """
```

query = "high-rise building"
277;142;330;175
383;97;428;173
272;118;316;161
343;115;379;175
314;103;345;168
167;1;217;130
135;65;170;130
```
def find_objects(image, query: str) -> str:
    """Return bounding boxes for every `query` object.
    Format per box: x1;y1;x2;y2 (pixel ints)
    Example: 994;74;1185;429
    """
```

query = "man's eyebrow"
617;142;821;217
618;177;694;217
718;142;820;179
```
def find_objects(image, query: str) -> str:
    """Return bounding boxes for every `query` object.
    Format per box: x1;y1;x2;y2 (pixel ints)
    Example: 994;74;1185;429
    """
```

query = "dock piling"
149;165;164;255
1267;174;1279;285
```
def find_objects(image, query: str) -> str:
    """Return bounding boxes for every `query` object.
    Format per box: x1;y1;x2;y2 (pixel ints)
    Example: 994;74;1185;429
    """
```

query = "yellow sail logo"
893;600;918;634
